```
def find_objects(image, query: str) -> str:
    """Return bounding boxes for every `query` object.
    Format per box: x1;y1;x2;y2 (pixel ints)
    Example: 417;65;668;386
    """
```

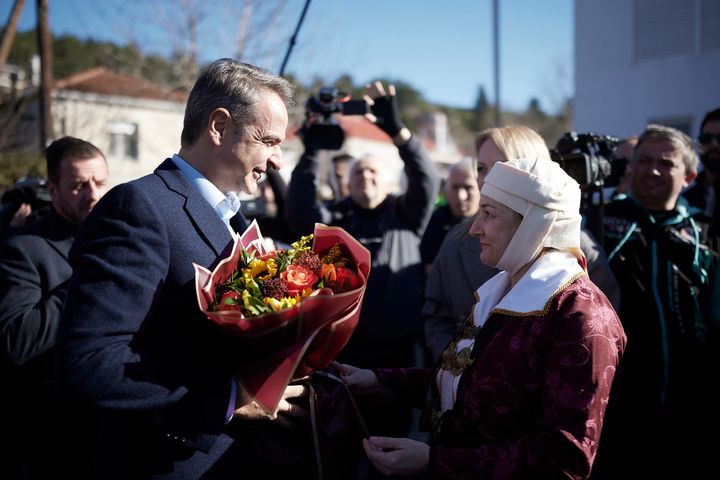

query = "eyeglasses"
698;133;720;145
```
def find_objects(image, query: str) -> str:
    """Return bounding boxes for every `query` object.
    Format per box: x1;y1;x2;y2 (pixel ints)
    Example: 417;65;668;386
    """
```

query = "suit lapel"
155;159;233;257
229;211;249;234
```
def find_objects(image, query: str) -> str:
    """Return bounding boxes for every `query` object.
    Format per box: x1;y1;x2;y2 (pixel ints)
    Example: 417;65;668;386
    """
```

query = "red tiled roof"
54;67;187;103
336;116;392;142
286;116;394;143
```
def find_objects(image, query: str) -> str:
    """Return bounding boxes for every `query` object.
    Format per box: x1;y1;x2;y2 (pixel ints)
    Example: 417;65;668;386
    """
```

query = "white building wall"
52;92;185;187
574;0;720;139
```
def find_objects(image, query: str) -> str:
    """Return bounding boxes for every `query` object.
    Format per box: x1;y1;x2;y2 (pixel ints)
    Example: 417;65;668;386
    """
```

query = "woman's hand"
333;362;397;401
363;436;430;476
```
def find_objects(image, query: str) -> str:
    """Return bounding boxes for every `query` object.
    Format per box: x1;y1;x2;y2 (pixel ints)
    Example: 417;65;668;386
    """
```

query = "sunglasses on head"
698;133;720;145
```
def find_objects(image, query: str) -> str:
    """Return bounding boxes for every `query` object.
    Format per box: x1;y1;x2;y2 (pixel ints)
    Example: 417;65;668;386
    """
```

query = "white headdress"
480;157;583;275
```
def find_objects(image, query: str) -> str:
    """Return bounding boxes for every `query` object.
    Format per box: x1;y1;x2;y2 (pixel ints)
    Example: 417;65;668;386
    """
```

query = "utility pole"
0;0;26;67
493;0;501;126
36;0;54;150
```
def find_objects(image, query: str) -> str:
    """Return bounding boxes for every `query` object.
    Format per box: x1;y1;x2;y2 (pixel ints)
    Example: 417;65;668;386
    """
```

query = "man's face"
630;138;695;211
217;91;288;195
48;154;109;226
699;119;720;174
444;166;480;219
349;157;388;209
333;160;351;198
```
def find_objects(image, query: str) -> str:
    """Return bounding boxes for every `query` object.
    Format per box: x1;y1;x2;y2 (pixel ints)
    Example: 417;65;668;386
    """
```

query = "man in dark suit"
0;136;109;479
55;59;309;479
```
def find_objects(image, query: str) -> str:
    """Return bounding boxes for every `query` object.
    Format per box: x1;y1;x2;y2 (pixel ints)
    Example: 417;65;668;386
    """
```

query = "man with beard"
684;107;720;252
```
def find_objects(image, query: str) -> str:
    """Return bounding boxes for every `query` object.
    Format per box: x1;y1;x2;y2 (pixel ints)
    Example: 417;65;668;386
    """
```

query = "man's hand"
233;381;307;427
9;203;32;228
364;81;410;143
363;436;430;476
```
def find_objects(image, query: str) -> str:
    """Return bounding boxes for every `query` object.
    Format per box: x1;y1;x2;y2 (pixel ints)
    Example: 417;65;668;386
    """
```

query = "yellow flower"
264;296;299;312
261;258;278;281
246;258;269;278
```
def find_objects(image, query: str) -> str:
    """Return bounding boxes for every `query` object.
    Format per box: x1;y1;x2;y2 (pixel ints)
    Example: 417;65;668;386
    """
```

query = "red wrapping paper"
194;221;370;413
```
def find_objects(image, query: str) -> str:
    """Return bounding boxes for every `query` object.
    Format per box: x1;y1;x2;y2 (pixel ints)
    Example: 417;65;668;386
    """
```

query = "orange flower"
321;263;337;284
280;265;318;296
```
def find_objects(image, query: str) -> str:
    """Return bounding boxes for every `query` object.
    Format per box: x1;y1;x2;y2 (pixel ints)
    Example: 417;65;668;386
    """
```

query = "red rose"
280;265;318;296
333;267;361;293
217;291;242;311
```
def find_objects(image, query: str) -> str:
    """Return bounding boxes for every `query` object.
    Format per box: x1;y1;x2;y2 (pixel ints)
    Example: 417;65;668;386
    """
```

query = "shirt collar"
171;154;239;233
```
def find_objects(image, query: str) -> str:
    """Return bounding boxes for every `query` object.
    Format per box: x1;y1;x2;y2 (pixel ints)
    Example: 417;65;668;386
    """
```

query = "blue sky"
3;0;573;112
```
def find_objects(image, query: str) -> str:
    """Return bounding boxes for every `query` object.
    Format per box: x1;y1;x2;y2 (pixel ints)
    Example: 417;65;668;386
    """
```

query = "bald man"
421;158;480;273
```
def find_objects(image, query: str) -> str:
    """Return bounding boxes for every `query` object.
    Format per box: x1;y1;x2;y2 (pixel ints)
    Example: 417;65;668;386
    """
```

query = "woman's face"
469;195;523;267
475;139;504;190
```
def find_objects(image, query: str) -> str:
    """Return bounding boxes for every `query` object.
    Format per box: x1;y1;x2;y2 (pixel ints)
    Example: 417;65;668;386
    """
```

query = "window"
701;0;720;52
635;0;694;61
635;0;720;61
107;121;138;160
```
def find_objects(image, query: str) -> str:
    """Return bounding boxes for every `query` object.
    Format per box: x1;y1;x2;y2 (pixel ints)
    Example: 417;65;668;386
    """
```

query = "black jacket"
287;137;440;362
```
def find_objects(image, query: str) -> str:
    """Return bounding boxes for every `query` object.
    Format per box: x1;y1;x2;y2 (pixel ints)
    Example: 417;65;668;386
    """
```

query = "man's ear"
683;170;698;188
208;108;232;145
46;179;57;202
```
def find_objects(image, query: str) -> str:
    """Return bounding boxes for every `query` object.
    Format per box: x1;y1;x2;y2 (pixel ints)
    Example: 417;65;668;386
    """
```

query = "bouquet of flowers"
194;220;370;412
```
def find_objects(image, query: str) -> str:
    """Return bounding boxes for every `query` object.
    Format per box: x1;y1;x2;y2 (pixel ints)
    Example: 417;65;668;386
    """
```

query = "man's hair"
474;125;550;170
636;124;698;175
331;153;355;164
700;107;720;133
447;157;475;177
45;136;104;184
181;58;295;147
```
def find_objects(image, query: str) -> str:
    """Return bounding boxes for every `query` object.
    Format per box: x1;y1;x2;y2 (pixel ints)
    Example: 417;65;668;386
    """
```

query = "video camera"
303;87;369;150
0;177;52;229
550;132;625;190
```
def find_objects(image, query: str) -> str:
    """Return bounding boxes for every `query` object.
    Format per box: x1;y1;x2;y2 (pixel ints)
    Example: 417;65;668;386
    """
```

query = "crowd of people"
0;58;717;479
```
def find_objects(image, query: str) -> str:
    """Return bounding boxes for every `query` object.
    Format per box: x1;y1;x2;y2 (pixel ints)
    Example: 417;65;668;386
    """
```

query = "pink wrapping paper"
194;220;371;412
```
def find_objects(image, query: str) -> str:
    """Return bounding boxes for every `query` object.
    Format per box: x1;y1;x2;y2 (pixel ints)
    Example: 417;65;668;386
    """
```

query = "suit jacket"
423;217;622;361
0;208;75;368
0;209;100;478
56;160;314;479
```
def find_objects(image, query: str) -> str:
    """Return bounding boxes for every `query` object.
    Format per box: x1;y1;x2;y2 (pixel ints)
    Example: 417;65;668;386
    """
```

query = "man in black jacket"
0;137;109;479
592;124;718;479
287;81;440;446
683;107;720;252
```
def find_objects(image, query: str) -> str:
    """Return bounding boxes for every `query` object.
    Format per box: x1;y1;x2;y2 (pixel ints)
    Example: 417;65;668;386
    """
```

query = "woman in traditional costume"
338;155;626;479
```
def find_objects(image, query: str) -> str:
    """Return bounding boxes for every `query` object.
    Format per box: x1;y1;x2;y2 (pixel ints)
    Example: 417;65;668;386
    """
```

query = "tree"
471;85;493;132
0;0;26;66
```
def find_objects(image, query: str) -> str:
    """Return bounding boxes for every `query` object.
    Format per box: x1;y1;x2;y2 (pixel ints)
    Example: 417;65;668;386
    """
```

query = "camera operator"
287;81;440;451
0;136;109;479
0;177;52;243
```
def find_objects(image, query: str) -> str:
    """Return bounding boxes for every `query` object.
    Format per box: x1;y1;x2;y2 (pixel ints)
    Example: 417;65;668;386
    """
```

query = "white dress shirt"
171;154;241;234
